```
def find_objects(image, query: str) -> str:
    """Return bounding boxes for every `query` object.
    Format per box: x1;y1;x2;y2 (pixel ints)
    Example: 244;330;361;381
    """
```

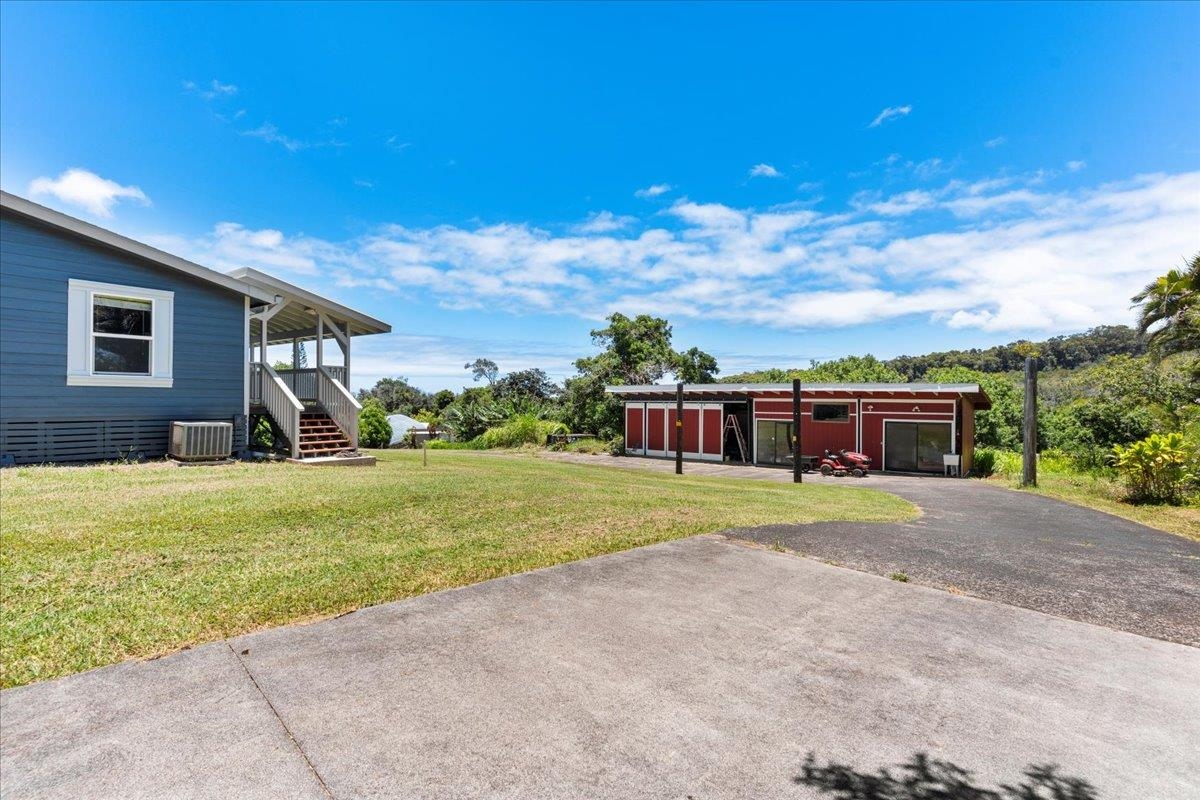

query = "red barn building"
606;383;991;474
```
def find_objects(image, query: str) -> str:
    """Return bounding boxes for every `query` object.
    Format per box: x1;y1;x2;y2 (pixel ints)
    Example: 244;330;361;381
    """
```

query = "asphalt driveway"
3;536;1198;800
724;473;1200;646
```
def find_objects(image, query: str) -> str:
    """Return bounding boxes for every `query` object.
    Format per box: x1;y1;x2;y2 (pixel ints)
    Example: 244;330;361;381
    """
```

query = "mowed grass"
0;449;915;687
998;473;1200;542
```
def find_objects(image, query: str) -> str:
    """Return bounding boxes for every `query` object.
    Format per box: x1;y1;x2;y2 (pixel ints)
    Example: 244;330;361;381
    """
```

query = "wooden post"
423;439;428;467
342;321;351;387
675;382;684;475
315;313;324;369
792;378;803;483
1022;356;1038;487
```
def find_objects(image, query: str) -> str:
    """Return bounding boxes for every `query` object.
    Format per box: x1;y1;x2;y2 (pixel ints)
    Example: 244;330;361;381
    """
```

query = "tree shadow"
794;751;1098;800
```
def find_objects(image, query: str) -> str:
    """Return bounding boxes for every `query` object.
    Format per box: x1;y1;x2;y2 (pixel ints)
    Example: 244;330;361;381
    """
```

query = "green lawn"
0;449;914;688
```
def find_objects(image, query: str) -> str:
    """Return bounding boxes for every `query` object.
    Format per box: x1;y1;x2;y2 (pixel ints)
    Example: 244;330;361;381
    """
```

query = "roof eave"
228;266;391;336
0;191;275;304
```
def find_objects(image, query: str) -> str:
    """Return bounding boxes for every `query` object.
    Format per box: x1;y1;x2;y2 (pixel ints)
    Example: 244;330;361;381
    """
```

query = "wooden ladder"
723;414;749;464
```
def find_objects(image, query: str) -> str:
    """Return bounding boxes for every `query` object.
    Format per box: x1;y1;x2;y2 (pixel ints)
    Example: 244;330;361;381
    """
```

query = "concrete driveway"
3;536;1197;800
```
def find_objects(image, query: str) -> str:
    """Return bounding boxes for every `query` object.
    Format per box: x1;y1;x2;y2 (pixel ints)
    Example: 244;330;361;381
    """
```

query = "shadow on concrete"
794;751;1097;800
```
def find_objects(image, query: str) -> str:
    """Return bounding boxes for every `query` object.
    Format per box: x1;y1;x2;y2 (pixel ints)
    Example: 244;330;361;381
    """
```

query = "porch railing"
317;366;361;450
251;362;304;459
272;367;347;402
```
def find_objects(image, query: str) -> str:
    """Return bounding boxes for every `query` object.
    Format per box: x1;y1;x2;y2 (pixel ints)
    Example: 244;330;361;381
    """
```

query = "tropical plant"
1132;254;1200;358
358;399;393;449
443;392;505;441
1110;432;1193;505
473;414;568;449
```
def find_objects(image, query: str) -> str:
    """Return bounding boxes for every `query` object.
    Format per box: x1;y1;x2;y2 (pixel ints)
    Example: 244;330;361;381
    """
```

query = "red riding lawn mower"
818;448;872;478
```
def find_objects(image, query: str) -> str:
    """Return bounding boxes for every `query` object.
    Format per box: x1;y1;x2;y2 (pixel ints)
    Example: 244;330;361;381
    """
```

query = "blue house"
0;191;391;464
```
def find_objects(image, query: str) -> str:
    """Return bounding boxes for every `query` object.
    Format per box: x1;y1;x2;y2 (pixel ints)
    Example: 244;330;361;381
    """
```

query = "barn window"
812;403;850;422
67;280;174;387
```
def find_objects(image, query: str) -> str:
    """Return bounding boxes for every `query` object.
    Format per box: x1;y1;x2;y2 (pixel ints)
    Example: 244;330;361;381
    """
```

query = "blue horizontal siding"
1;212;248;461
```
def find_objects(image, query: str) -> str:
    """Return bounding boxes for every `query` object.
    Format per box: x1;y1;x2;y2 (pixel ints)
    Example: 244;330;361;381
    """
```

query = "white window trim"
67;279;174;388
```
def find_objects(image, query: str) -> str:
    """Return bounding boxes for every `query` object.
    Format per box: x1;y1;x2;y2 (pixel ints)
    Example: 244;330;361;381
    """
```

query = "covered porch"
232;268;391;459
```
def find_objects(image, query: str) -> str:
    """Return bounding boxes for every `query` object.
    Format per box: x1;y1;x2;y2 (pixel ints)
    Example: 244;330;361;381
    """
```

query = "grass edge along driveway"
0;449;914;688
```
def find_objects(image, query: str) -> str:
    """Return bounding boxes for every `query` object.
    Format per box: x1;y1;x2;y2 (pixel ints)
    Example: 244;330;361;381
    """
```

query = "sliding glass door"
755;420;793;466
884;422;951;472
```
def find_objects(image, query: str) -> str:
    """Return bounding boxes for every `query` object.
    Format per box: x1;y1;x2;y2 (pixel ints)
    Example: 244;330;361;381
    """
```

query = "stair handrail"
256;361;304;459
317;366;362;451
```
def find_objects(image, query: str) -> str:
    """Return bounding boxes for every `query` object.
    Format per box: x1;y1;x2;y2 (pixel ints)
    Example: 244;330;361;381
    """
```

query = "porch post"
315;313;324;369
342;321;351;387
259;315;268;363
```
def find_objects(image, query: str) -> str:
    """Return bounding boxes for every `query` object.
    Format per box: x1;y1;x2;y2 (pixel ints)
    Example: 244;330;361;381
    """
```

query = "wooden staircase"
298;411;352;458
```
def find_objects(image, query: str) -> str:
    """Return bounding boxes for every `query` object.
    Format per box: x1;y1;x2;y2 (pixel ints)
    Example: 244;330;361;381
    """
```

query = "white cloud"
749;163;782;178
634;183;672;198
984;136;1007;148
241;123;307;152
184;79;238;101
869;105;912;127
385;135;411;152
1066;160;1087;172
576;211;636;233
149;170;1200;338
28;168;150;218
354;179;375;189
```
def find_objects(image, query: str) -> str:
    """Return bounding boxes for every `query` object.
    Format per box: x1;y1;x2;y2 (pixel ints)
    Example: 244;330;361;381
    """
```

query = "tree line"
357;255;1199;479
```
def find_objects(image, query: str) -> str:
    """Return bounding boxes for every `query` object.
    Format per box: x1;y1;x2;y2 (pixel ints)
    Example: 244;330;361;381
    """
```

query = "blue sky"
2;2;1198;391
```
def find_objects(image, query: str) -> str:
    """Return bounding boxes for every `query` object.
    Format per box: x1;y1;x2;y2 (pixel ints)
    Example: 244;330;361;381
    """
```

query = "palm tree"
1132;253;1200;357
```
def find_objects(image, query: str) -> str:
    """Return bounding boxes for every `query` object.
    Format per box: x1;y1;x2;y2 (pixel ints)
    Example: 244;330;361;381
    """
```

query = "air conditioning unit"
169;421;233;462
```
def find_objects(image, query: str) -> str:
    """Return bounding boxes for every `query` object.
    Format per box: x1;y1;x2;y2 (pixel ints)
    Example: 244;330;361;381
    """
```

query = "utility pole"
1022;356;1038;487
675;382;684;475
792;378;803;483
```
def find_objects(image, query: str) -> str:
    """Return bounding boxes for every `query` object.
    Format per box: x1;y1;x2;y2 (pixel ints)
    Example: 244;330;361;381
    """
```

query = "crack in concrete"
228;643;336;799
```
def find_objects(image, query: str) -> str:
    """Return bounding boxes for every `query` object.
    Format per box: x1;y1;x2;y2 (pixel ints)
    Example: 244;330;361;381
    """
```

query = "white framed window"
67;279;174;388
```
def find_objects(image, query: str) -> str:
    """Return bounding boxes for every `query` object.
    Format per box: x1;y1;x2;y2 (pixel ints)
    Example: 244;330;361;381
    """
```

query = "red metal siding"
682;408;700;453
703;408;722;455
647;407;665;451
752;399;856;458
859;400;955;467
626;406;643;450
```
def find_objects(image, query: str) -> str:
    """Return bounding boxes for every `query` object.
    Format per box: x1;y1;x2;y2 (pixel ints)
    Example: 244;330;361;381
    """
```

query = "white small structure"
943;453;962;477
387;413;432;447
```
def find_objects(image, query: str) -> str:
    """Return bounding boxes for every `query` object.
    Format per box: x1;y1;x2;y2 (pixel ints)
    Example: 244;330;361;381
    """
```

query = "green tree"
356;377;431;415
358;399;393;448
925;365;1023;449
675;347;720;383
465;358;500;385
494;368;560;405
1132;254;1200;358
562;313;718;437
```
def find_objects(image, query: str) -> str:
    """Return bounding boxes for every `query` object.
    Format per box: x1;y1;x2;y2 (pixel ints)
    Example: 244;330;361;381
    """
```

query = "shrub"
972;448;998;477
1111;432;1193;505
358;399;393;449
473;414;569;449
426;440;473;450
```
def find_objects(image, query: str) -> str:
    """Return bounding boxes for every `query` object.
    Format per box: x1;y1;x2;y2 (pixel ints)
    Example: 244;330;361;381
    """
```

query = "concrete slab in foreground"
3;535;1198;799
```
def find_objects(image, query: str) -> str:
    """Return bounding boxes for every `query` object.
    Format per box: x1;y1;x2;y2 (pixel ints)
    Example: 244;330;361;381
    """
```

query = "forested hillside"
721;325;1146;384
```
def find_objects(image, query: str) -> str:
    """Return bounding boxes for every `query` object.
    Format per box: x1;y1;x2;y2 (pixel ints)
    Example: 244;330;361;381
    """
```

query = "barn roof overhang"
605;382;992;410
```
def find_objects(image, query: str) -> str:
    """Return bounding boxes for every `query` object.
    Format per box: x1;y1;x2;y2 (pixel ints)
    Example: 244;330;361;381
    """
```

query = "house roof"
229;267;391;341
606;382;992;409
0;191;276;304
